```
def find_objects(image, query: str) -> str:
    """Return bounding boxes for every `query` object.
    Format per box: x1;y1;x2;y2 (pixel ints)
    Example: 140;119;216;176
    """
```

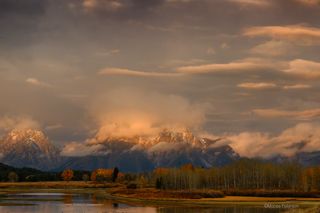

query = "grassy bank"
109;189;320;208
110;188;224;199
224;190;320;198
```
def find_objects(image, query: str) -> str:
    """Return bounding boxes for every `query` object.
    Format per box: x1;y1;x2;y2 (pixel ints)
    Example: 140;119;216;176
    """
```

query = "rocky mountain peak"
6;129;47;144
153;128;202;147
0;129;61;170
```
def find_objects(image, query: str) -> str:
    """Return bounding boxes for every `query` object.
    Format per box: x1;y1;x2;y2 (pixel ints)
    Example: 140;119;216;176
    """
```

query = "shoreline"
1;182;320;207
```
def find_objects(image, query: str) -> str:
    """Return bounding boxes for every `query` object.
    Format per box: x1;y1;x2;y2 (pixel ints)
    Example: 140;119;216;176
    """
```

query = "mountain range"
0;128;239;172
58;129;240;172
0;128;318;172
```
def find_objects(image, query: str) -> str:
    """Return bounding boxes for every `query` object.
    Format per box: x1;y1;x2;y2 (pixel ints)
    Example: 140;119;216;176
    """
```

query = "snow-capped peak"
0;128;61;170
6;129;47;143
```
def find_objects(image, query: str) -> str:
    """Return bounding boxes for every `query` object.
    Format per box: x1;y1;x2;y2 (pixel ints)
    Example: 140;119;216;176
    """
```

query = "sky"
0;0;320;157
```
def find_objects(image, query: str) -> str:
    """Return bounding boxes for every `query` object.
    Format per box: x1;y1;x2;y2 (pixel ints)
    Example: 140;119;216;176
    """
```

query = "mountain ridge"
2;128;319;172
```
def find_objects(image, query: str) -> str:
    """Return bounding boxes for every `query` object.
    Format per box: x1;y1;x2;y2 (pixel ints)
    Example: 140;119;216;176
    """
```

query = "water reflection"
0;192;319;213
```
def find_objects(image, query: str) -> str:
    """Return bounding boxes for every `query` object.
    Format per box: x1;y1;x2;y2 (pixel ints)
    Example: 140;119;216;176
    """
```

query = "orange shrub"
61;169;74;181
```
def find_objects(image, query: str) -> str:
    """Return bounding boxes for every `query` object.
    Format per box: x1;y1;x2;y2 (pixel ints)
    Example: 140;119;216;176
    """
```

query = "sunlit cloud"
2;0;320;149
0;116;40;132
283;84;312;89
89;89;208;141
228;0;272;7
176;61;275;74
228;122;320;157
82;0;123;11
250;40;294;56
284;59;320;79
244;25;320;45
61;142;105;157
99;67;184;77
253;108;320;120
237;82;277;89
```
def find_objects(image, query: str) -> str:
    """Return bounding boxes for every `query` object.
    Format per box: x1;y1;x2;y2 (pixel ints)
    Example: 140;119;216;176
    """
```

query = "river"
0;192;319;213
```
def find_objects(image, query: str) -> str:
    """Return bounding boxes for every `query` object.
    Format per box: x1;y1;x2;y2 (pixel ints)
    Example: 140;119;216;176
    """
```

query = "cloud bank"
89;89;208;142
61;142;105;157
253;108;320;120
244;25;320;45
284;59;320;79
0;116;40;132
227;122;320;157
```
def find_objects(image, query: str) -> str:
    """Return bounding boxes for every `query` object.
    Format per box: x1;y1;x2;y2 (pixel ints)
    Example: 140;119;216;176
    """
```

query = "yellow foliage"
91;168;113;181
154;168;169;175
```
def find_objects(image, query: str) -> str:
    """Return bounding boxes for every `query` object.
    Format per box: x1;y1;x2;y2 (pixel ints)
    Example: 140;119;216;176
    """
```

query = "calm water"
0;192;319;213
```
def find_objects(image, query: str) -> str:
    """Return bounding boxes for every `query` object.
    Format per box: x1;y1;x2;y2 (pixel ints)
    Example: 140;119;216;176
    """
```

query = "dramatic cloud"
99;67;183;77
228;123;320;157
253;108;320;120
1;0;320;149
237;82;277;89
0;116;40;132
244;25;320;45
284;59;320;79
89;89;208;142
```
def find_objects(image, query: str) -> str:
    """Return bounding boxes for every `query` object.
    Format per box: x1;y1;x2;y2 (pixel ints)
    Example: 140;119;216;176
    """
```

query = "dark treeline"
0;163;90;182
153;159;320;192
2;159;320;194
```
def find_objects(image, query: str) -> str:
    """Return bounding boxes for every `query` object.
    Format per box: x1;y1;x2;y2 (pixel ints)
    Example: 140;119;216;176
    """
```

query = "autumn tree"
91;169;113;182
61;169;74;182
150;161;313;192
